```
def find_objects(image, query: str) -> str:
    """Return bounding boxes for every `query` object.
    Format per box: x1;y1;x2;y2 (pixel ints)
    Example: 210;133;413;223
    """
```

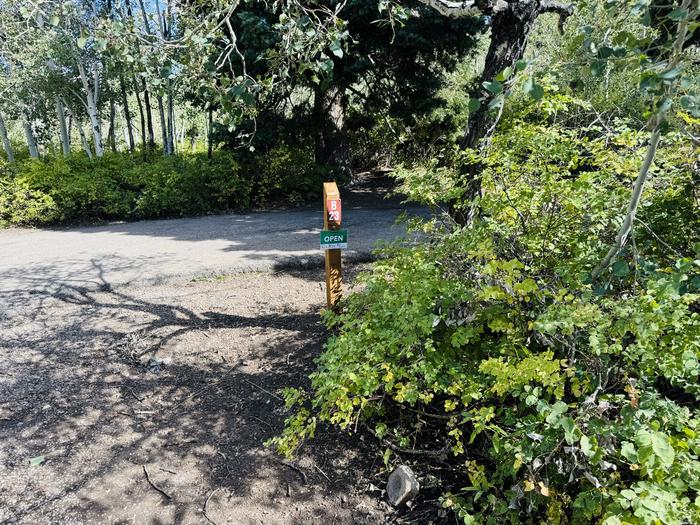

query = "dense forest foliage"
2;0;700;523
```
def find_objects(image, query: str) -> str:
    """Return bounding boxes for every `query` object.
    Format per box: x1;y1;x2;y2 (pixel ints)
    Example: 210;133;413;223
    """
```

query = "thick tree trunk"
56;97;70;155
461;17;535;149
23;120;39;158
313;83;351;179
453;9;540;225
0;112;15;162
119;74;135;152
77;61;104;157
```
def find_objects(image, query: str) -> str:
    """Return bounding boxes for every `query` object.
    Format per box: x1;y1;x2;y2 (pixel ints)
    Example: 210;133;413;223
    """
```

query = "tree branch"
591;127;661;278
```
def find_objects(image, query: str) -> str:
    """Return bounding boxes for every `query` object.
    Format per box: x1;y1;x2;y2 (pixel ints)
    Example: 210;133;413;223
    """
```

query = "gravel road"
0;197;423;293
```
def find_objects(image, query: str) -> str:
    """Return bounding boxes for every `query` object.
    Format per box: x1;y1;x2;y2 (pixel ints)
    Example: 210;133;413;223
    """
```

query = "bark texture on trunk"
119;74;135;152
56;97;70;155
78;61;104;157
314;83;351;179
461;13;536;149
158;96;168;153
63;100;94;159
78;122;94;160
134;78;146;151
166;86;175;154
23;120;39;158
449;0;572;225
142;79;155;149
0;112;15;162
108;98;117;152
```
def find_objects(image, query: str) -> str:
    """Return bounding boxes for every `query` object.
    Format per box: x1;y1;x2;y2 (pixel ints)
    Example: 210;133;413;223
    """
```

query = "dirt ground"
0;265;399;524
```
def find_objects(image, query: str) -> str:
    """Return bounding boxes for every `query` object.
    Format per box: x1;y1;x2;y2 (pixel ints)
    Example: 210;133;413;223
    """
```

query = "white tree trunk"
63;99;94;160
78;61;104;157
56;97;70;155
166;86;175;154
77;121;94;160
0;112;14;162
23;120;39;158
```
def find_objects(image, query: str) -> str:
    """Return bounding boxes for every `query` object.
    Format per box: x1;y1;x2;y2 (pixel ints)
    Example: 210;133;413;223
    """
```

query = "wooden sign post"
322;182;344;310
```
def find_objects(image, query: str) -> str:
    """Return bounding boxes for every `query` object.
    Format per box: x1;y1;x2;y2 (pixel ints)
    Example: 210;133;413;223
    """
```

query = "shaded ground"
0;265;395;524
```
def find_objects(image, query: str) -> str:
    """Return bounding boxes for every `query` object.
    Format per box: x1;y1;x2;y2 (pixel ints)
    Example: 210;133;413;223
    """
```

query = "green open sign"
320;229;348;250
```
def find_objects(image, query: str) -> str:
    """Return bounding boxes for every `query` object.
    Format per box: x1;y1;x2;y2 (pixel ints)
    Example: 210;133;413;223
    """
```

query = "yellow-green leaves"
479;352;564;398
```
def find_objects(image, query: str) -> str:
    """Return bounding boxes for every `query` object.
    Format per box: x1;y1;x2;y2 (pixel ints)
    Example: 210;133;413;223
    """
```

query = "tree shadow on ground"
0;260;391;524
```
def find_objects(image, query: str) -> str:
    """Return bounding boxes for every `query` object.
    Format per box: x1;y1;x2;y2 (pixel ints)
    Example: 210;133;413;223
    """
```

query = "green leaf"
77;37;88;49
29;456;45;466
636;430;675;468
591;60;606;77
523;77;544;101
667;8;688;21
650;432;675;467
495;67;512;82
94;38;107;52
620;441;637;462
329;39;343;59
612;260;630;277
598;46;614;59
467;98;480;114
660;67;682;81
483;81;503;95
49;15;60;26
580;435;595;458
514;59;527;72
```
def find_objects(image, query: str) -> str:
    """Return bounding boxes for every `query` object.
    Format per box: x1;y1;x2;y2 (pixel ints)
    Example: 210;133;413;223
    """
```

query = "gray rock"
387;465;420;506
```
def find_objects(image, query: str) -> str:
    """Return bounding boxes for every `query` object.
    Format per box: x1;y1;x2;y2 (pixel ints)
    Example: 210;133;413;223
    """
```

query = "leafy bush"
272;97;700;524
0;145;329;227
247;144;331;206
0;165;57;227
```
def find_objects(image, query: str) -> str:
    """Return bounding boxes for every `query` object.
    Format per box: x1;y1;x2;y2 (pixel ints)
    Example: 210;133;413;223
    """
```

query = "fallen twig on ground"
248;414;273;429
203;488;221;525
241;378;283;401
314;464;331;482
142;465;172;501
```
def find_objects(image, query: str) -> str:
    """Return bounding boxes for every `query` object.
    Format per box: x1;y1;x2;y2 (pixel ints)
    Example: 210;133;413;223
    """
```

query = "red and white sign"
326;199;342;225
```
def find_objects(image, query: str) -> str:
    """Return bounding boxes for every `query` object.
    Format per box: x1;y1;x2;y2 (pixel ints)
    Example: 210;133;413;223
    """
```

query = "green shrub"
0;171;57;227
14;154;135;221
126;152;249;218
249;144;331;207
0;145;327;227
272;97;700;524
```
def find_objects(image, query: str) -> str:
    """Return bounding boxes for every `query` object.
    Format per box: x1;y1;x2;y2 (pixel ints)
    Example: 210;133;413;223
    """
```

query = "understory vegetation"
0;146;328;226
267;5;700;525
2;0;700;522
274;95;700;522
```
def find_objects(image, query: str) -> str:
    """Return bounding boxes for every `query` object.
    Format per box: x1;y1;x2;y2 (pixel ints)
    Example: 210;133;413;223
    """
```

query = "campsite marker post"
321;182;346;309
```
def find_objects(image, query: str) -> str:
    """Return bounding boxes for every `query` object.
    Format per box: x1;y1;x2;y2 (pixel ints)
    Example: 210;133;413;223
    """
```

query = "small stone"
386;465;420;507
